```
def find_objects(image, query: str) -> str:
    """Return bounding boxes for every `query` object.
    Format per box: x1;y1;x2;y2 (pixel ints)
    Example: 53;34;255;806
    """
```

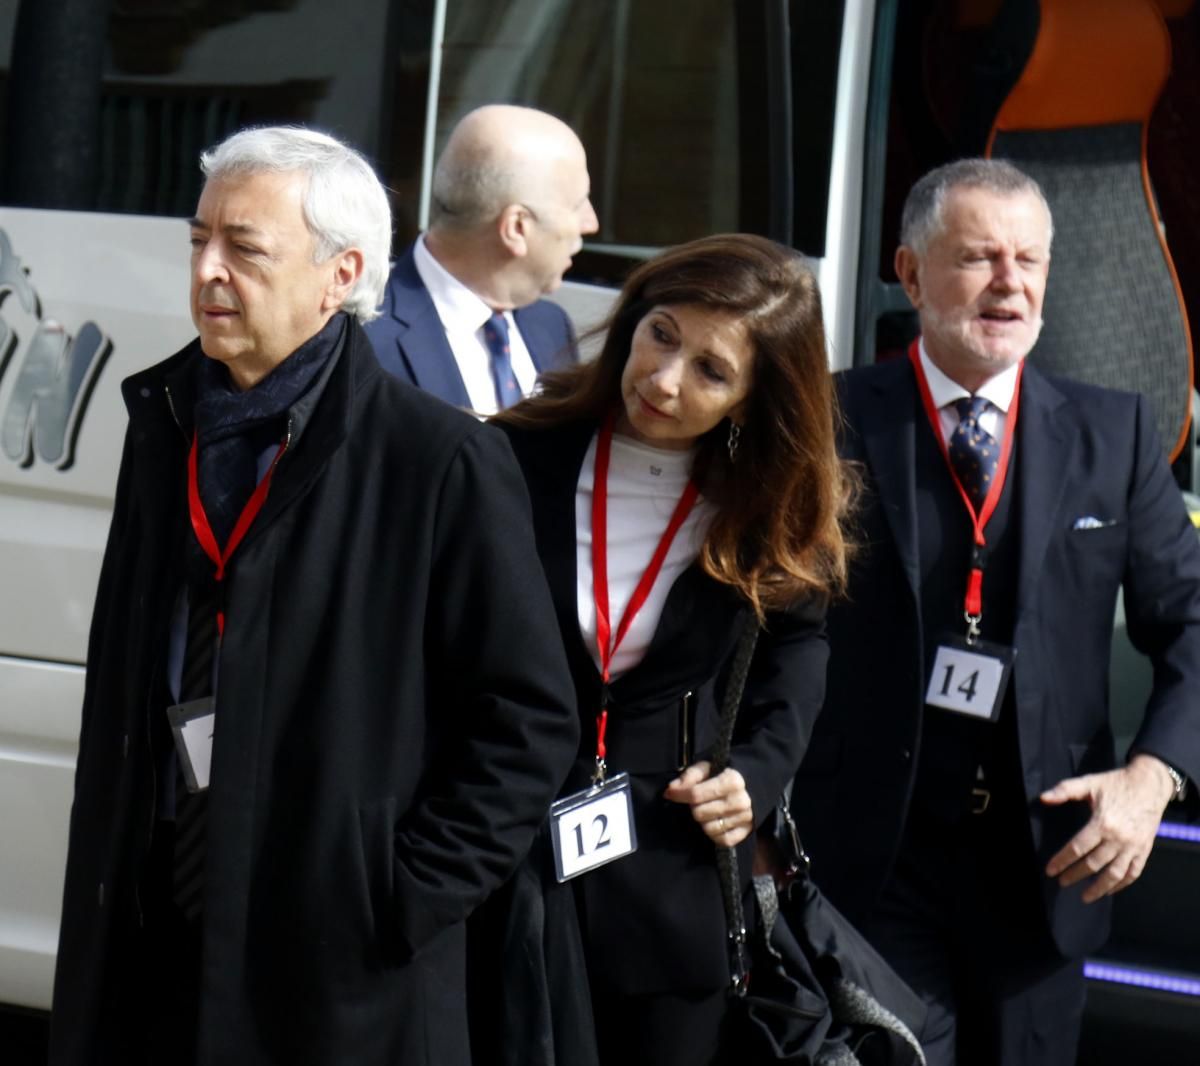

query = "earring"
727;421;742;463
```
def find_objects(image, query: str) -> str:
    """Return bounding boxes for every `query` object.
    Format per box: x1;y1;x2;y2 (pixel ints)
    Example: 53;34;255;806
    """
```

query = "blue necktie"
482;312;523;410
949;396;999;511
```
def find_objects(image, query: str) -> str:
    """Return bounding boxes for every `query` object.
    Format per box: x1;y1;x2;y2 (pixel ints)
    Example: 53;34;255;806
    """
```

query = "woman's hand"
663;759;754;846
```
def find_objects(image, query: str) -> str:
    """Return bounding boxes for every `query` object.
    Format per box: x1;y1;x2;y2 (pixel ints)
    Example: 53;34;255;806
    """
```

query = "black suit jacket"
499;419;830;995
793;355;1200;959
50;324;579;1066
365;242;578;406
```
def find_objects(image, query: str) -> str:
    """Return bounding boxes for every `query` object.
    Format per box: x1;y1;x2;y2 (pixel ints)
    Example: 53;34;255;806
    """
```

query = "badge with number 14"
925;635;1015;722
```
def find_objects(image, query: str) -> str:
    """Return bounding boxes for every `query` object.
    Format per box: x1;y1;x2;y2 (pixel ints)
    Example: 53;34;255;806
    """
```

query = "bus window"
857;0;1200;391
0;0;846;274
429;0;844;285
856;0;1041;366
0;0;429;223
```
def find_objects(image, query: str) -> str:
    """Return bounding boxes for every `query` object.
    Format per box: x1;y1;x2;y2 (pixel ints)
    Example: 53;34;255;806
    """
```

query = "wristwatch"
1163;761;1189;803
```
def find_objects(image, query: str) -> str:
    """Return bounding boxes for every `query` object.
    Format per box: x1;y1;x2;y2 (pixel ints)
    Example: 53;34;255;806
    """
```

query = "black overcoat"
49;324;579;1066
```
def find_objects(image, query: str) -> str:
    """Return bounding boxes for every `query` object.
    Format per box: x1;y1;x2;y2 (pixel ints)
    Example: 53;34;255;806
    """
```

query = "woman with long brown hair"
491;232;854;1065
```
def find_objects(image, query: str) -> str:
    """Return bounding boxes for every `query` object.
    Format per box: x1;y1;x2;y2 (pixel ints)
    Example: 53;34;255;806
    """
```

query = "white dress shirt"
412;236;538;415
918;339;1020;447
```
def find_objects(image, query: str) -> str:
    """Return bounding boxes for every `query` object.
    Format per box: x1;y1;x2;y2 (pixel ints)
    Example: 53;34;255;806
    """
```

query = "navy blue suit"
792;355;1200;1064
365;242;578;406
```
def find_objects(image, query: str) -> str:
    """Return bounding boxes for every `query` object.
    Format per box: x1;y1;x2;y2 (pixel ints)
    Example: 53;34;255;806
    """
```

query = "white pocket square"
1072;516;1117;530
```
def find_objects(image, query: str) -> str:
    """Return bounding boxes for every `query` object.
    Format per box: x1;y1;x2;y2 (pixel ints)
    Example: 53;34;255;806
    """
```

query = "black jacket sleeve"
730;594;830;826
389;424;580;956
1122;394;1200;798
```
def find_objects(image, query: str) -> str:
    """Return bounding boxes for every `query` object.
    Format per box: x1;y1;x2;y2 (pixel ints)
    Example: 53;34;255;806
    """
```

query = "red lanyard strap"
907;340;1023;634
187;430;287;633
591;411;700;768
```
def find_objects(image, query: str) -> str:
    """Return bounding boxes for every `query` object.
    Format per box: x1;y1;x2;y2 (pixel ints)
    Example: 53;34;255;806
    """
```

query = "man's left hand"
1041;753;1176;903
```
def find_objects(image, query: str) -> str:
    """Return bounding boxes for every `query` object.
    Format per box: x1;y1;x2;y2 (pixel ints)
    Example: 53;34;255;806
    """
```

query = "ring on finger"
718;817;727;833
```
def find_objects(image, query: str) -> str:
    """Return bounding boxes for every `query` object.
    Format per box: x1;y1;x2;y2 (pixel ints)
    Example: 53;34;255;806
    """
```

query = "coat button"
98;881;105;907
900;748;912;762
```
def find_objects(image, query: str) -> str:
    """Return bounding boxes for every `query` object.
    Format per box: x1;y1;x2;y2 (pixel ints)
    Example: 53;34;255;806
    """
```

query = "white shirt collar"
918;338;1021;413
413;235;499;335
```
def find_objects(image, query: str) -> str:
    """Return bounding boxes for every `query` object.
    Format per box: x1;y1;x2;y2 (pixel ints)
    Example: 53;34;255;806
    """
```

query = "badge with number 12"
549;772;637;882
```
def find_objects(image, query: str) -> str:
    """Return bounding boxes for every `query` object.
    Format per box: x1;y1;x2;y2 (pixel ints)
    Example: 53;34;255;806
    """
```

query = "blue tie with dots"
949;396;999;511
482;312;523;410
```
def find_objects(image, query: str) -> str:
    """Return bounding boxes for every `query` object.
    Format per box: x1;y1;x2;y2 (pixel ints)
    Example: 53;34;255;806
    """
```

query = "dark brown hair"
495;233;854;616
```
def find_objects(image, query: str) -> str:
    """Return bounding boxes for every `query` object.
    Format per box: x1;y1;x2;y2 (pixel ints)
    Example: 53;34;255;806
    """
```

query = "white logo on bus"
0;228;112;470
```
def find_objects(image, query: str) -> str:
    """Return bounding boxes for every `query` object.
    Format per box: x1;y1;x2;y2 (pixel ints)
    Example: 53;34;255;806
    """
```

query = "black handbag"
711;613;927;1065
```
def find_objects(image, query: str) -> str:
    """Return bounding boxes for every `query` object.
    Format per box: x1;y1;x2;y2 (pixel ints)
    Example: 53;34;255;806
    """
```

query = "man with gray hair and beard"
367;104;598;412
49;125;578;1066
792;157;1200;1066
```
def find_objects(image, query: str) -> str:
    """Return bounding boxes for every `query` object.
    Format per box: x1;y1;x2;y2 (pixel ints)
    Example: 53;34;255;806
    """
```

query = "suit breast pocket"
1062;522;1127;602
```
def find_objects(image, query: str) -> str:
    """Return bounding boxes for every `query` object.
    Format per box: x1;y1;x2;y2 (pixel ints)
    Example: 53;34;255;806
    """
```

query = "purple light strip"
1157;821;1200;844
1085;962;1200;998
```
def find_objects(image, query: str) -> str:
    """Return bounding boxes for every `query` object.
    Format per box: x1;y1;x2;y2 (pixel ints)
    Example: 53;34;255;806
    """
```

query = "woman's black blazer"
499;419;830;996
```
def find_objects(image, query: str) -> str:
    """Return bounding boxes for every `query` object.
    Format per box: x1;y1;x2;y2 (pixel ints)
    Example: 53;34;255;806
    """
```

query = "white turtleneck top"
575;431;716;678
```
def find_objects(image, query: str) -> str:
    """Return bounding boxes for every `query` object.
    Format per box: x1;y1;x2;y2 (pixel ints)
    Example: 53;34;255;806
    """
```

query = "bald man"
367;104;599;413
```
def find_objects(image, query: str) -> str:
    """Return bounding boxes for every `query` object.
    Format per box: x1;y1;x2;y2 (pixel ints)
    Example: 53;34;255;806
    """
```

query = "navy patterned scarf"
192;312;347;550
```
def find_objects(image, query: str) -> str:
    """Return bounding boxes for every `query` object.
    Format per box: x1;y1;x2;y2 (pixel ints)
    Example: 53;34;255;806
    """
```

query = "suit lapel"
1014;365;1075;614
513;303;559;373
856;365;921;596
386;248;471;407
397;309;471;406
618;566;743;701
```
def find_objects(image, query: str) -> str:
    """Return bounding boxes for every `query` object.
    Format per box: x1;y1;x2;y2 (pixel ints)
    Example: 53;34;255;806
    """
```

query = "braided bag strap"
712;610;761;993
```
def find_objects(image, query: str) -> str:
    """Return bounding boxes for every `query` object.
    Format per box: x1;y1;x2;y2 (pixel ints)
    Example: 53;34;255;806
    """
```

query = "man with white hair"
367;104;598;412
49;126;578;1066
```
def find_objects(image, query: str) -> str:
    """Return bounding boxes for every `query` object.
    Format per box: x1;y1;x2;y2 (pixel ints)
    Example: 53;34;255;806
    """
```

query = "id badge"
167;697;215;793
549;771;637;882
925;636;1015;722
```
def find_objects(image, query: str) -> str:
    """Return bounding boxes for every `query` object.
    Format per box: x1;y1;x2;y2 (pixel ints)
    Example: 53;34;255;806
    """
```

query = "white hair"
200;126;392;323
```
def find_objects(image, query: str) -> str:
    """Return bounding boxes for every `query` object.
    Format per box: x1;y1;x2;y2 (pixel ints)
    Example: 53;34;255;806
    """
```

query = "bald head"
431;105;588;230
426;105;598;308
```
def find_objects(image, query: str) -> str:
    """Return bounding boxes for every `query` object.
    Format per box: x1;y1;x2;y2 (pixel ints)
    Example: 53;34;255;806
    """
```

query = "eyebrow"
187;218;266;240
960;238;1046;254
656;309;740;375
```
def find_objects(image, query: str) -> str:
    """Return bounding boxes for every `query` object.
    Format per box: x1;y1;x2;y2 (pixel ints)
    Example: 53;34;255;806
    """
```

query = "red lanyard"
187;431;287;635
591;411;699;772
907;340;1023;637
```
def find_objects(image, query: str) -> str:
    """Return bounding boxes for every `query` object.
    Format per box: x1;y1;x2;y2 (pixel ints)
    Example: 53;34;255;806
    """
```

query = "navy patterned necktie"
948;396;999;511
482;312;523;410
